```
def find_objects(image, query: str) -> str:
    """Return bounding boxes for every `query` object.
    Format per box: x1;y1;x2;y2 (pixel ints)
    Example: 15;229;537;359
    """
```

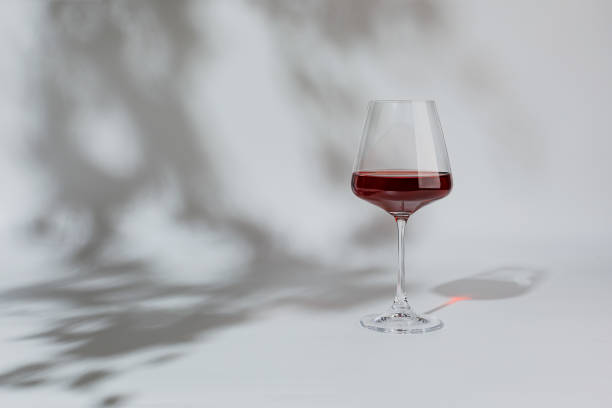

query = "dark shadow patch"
0;362;55;387
98;394;129;407
70;369;113;389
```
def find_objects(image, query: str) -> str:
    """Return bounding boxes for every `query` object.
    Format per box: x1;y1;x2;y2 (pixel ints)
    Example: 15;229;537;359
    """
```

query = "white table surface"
2;236;610;408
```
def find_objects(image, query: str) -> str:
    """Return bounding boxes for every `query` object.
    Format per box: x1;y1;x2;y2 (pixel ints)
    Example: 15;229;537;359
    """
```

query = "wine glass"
351;100;452;334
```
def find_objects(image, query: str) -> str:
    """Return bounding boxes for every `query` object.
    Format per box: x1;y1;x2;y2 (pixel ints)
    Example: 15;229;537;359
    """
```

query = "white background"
0;1;611;407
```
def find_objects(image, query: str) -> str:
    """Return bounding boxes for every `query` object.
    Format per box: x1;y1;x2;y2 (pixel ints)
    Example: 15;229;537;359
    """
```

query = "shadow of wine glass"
425;266;545;314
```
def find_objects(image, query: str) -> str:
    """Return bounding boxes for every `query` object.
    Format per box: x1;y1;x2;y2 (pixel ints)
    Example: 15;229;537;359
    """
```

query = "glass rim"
369;99;436;103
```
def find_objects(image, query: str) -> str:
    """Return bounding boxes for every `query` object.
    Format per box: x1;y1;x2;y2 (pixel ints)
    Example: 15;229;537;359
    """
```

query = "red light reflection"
424;296;471;315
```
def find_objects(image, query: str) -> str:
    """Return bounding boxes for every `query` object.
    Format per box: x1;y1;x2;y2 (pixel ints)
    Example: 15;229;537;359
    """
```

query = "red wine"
351;170;452;216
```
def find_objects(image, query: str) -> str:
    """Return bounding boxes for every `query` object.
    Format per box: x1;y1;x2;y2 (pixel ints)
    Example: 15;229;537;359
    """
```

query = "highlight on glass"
351;100;452;334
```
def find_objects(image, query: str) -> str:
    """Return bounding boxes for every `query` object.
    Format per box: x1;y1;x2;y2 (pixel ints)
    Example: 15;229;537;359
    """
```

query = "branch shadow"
0;0;535;406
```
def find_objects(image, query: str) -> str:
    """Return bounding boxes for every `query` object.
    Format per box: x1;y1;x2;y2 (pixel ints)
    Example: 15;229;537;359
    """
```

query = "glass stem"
393;217;411;310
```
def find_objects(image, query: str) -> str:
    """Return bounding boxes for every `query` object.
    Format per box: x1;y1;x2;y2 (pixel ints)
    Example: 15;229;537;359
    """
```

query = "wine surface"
351;170;452;215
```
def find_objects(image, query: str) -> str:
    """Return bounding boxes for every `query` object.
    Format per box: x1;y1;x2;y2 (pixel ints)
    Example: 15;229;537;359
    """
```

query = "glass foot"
360;306;443;334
